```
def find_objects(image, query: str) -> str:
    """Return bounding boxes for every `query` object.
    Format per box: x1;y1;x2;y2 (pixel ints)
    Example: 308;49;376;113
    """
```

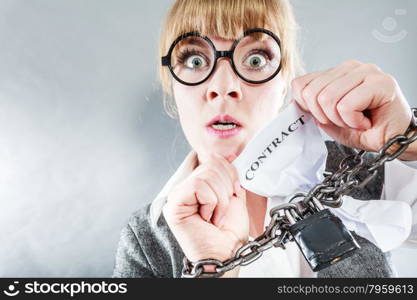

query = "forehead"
208;36;234;50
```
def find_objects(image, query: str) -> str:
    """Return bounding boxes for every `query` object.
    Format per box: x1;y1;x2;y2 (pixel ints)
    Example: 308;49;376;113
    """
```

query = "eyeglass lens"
169;31;281;84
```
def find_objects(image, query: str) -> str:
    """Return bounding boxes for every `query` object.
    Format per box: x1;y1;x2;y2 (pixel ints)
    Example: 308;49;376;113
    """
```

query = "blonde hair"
158;0;304;118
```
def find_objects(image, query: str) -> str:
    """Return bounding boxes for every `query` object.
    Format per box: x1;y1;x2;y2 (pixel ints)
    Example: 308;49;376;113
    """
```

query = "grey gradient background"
0;0;416;277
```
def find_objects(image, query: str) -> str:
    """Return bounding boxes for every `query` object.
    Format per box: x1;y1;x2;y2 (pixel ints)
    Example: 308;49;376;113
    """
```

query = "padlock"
286;198;360;272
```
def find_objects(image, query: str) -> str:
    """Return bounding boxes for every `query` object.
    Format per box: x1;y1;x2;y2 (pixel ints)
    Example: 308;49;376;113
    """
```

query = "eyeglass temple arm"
161;56;170;66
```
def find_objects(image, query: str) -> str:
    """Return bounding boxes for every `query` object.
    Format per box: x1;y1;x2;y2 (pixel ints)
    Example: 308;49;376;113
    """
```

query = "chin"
207;144;244;159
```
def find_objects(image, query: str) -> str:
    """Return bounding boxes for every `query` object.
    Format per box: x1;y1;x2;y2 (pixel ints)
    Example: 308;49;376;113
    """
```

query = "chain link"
181;108;417;278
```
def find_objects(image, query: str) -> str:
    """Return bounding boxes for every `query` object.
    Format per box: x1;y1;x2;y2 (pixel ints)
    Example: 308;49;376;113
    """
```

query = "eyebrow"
178;37;208;48
237;36;274;49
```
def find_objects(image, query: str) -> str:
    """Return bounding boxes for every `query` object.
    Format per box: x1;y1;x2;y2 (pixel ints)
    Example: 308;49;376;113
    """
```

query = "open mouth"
206;114;243;138
210;120;240;130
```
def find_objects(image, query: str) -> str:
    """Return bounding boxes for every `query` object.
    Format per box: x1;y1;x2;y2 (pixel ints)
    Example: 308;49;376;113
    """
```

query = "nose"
206;59;242;102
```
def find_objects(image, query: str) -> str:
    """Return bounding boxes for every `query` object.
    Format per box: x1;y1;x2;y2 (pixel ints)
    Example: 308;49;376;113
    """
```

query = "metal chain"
181;108;417;278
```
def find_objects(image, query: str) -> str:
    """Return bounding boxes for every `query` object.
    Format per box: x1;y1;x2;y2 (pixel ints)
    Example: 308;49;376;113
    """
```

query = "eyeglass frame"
161;28;282;86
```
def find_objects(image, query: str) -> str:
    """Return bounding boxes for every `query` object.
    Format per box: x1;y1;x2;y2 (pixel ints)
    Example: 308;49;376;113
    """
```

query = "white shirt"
149;148;417;277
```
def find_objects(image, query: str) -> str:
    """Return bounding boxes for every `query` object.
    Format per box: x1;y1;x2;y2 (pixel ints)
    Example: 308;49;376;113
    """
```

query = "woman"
113;0;417;278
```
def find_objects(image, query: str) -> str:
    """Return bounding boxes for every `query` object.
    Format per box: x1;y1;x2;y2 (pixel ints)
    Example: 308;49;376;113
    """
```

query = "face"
172;35;287;163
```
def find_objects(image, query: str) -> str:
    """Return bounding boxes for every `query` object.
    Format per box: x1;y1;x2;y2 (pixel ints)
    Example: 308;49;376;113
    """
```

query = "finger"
337;82;375;130
197;152;210;165
317;122;361;150
166;177;217;223
212;153;239;188
304;65;359;125
193;178;218;222
199;171;231;226
234;182;246;202
225;183;247;228
196;155;235;199
292;97;308;112
318;71;365;127
301;71;343;124
291;71;322;111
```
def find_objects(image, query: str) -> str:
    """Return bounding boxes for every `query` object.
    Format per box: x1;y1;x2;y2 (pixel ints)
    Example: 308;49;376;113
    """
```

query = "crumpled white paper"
232;101;328;197
330;196;412;252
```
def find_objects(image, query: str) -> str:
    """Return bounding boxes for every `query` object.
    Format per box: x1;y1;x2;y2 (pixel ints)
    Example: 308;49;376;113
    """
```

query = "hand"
291;60;417;160
162;153;249;277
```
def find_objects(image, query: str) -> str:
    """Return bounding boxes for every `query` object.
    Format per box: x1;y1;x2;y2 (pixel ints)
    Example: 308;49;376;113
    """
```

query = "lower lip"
206;125;243;138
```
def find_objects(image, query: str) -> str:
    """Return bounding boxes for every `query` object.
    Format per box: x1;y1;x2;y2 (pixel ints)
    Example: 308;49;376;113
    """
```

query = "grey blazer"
112;141;397;278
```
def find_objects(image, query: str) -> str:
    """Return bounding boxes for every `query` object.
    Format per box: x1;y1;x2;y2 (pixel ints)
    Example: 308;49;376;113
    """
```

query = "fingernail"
226;153;237;163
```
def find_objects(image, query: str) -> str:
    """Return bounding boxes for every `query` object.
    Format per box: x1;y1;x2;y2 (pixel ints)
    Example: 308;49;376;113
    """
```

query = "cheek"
173;83;205;136
246;80;286;121
174;84;200;116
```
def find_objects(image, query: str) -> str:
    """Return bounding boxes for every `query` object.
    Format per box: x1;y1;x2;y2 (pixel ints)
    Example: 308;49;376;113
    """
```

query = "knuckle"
301;87;314;101
343;60;361;68
363;63;380;72
218;195;230;207
370;73;397;92
336;101;349;113
207;155;221;168
382;74;398;98
204;168;218;180
371;63;381;72
317;91;332;105
292;75;312;94
191;177;205;191
291;78;302;91
207;153;217;163
383;73;397;86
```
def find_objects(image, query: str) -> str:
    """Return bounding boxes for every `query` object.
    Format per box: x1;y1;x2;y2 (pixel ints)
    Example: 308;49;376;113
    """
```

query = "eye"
185;55;207;69
245;54;267;68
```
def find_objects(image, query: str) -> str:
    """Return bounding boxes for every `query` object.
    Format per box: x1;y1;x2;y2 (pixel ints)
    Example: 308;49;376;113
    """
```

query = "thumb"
318;121;359;149
233;181;246;203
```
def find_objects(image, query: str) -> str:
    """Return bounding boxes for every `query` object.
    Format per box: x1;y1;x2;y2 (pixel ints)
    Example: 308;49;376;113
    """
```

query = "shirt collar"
150;150;198;226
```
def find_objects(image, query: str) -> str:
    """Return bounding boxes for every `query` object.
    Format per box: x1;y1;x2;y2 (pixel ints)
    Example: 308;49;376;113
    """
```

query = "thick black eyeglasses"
161;28;282;86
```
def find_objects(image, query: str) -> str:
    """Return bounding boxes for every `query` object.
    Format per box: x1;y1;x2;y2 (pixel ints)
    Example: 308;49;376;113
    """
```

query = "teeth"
211;124;237;130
